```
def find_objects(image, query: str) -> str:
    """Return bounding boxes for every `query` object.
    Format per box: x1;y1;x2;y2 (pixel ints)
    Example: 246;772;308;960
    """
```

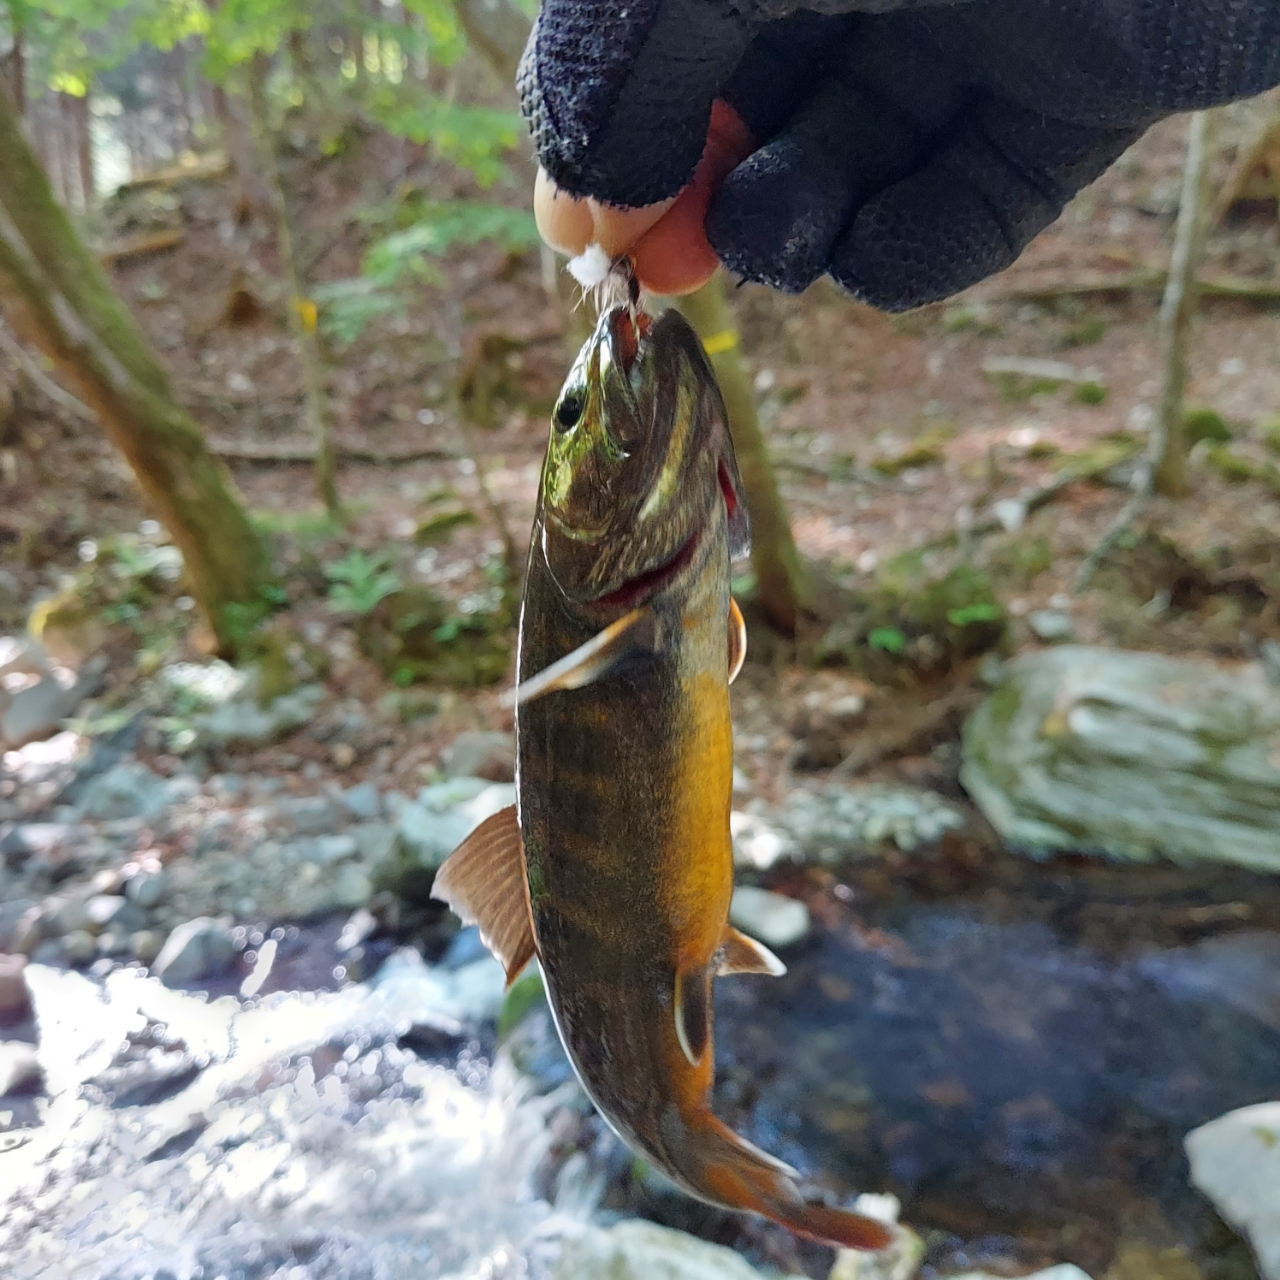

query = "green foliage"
369;95;521;184
318;200;537;345
946;601;1003;627
867;626;906;654
324;548;402;615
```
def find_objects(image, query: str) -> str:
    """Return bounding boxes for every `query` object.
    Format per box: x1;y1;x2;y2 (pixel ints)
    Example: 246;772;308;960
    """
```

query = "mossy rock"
1259;416;1280;454
1184;406;1233;444
358;586;511;688
1204;444;1280;495
871;424;954;476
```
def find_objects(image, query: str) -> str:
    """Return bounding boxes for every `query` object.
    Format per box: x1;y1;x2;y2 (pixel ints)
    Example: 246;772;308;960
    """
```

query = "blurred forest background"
1;3;1280;1279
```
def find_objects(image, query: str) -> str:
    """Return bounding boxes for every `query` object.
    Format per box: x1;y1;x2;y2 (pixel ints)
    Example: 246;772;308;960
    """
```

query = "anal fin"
674;965;711;1067
718;926;786;977
728;597;746;685
430;805;535;986
501;607;658;708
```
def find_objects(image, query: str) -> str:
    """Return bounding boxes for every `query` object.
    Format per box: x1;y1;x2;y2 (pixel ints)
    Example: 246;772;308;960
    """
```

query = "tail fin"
683;1111;896;1252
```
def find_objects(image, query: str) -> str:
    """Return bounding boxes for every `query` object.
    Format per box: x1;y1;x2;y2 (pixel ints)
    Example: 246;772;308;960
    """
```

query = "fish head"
540;304;749;612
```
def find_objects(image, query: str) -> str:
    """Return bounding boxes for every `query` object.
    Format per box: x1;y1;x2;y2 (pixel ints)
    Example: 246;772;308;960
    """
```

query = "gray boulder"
961;647;1280;870
1186;1103;1280;1280
389;778;515;873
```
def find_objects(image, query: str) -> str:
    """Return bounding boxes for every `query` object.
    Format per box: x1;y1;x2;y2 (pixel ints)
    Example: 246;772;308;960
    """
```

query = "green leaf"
867;626;907;654
947;602;1003;627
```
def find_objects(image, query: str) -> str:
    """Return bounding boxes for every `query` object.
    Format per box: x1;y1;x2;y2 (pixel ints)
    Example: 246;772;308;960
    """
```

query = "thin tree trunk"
1153;110;1217;498
1;23;23;115
244;56;337;513
0;84;274;652
73;92;94;206
678;274;807;634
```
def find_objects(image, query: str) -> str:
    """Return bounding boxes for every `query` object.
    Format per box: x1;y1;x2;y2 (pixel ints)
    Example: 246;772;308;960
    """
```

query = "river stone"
729;886;811;948
1186;1103;1280;1280
1;675;84;747
554;1219;801;1280
386;779;516;877
77;761;175;822
153;917;235;987
440;731;516;782
0;952;29;1016
196;684;324;745
0;1040;41;1096
961;647;1280;870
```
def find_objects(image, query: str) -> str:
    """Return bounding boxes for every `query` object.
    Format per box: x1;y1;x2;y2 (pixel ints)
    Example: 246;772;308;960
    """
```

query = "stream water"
3;844;1279;1280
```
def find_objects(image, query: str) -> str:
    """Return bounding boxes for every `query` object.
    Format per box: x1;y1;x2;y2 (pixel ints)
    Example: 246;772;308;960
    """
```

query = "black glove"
518;0;1280;309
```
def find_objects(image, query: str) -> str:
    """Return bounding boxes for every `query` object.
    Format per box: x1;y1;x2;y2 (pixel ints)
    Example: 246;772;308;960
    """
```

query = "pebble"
272;795;341;837
0;953;29;1017
1028;609;1075;642
124;868;168;909
62;930;97;964
85;895;145;934
77;761;175;821
129;930;165;965
153;917;235;987
44;895;90;936
0;899;35;953
340;782;382;822
9;906;43;955
729;886;811;949
0;1041;41;1097
439;731;516;783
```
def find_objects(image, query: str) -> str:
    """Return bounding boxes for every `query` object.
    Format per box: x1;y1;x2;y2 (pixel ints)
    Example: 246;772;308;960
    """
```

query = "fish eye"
555;393;583;432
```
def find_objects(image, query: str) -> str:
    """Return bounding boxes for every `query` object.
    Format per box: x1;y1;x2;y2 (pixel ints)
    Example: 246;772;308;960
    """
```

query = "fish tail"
680;1111;896;1252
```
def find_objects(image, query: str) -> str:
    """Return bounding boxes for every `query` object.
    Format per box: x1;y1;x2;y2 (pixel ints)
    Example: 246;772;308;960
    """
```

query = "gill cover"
541;306;750;604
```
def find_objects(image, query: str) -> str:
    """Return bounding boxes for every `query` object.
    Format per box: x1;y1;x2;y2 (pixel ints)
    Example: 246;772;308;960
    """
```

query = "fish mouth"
589;531;699;611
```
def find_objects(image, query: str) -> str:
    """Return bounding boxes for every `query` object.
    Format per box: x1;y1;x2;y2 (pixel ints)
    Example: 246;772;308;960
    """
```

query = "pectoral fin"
431;805;536;986
718;927;786;978
674;965;712;1067
501;607;659;708
728;597;746;685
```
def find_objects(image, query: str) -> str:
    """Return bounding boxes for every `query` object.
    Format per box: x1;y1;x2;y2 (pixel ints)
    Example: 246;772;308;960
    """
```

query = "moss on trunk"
0;86;275;653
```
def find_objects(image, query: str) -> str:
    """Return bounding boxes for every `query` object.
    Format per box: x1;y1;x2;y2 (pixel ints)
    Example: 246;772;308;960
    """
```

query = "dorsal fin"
728;597;746;685
431;805;536;986
674;965;711;1066
718;926;786;977
501;607;659;708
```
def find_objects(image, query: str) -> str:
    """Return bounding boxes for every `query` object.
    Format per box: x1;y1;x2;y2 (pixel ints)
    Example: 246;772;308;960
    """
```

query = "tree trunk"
1;24;23;115
244;56;337;513
455;0;530;82
678;275;807;634
1153;109;1217;498
0;84;274;652
73;92;94;206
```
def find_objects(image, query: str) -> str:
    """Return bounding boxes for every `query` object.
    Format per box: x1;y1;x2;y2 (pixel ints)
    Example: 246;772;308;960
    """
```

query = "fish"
432;301;894;1254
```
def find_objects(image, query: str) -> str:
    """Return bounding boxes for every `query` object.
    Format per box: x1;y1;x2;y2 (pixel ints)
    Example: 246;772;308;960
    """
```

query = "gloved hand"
519;0;1280;309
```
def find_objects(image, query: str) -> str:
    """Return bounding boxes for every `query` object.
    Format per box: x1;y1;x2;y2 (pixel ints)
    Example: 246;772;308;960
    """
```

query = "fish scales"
433;303;895;1255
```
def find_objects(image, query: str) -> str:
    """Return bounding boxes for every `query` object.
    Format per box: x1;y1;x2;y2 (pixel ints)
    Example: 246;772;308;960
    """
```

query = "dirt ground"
3;94;1280;801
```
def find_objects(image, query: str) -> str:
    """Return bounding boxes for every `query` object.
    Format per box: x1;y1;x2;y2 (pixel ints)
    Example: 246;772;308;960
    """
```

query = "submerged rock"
961;647;1280;870
554;1219;801;1280
1186;1103;1280;1280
